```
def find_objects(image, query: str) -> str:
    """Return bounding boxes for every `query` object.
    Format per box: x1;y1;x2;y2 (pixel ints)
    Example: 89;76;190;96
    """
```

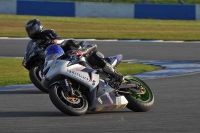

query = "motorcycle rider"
23;19;63;66
24;18;123;88
65;42;123;88
25;18;67;49
23;18;81;66
86;49;124;88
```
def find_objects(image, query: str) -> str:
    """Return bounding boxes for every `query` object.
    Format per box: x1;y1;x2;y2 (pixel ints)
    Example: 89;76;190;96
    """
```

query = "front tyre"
49;84;88;116
29;66;49;93
123;75;154;112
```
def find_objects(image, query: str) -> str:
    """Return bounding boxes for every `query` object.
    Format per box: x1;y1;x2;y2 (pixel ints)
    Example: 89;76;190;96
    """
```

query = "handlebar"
81;44;97;56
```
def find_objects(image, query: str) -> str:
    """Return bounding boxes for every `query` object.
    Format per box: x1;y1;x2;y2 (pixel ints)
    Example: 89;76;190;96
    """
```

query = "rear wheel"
49;84;88;116
123;75;154;112
29;66;49;93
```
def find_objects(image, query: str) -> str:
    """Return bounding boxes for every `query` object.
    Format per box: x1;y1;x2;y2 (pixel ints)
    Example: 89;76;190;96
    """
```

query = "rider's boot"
102;62;123;88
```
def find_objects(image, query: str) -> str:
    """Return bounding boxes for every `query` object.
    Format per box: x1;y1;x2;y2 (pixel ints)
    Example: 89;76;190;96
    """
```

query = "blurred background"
26;0;200;4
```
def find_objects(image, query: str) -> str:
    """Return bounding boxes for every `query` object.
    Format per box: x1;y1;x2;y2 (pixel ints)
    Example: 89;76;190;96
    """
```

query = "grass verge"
1;14;200;41
0;58;160;86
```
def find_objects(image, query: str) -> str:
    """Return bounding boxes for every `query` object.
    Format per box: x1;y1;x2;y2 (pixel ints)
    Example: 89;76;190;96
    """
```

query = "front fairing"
24;41;43;62
23;41;44;69
43;59;99;90
23;41;34;63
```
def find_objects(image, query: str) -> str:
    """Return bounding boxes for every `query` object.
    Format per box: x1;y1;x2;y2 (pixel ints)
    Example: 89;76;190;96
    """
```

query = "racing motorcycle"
22;40;48;93
41;44;154;116
22;40;90;93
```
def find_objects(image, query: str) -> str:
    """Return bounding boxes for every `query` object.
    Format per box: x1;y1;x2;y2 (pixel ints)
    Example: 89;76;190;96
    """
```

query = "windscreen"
45;44;64;62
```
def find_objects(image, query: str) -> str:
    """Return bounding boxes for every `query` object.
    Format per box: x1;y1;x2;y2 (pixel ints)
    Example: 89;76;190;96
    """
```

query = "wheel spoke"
125;78;152;102
56;85;85;109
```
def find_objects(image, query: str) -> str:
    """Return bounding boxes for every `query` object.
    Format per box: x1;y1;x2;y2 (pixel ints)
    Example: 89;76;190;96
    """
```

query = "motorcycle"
41;44;154;116
22;40;89;93
22;40;48;93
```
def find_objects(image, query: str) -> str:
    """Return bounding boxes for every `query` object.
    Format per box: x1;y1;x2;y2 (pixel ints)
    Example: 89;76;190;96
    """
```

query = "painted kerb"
75;2;134;18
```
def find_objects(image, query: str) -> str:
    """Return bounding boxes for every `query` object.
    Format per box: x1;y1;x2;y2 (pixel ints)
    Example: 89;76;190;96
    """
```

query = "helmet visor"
26;24;39;37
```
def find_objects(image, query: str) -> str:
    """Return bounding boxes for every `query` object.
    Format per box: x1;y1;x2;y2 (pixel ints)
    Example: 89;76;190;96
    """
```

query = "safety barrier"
0;0;200;20
135;4;195;20
17;1;75;17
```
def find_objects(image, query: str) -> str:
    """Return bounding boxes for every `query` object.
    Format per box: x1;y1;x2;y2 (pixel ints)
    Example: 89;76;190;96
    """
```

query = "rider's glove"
36;40;57;50
44;39;57;45
70;50;83;59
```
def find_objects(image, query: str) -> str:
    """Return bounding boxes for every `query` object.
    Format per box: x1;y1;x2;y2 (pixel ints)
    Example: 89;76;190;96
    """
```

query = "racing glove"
70;50;83;59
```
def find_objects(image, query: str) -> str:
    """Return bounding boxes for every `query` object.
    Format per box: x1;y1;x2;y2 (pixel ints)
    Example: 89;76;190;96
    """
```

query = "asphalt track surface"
0;39;200;133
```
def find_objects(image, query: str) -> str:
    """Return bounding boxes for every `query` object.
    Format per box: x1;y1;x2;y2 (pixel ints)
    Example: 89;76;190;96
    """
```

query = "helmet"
25;19;43;39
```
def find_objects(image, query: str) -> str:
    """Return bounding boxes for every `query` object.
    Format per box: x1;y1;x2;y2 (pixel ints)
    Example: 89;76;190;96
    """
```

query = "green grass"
116;62;159;75
0;58;160;86
1;14;200;41
0;58;31;86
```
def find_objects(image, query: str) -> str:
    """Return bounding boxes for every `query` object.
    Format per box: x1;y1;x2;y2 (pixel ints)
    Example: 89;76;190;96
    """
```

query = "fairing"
23;40;44;70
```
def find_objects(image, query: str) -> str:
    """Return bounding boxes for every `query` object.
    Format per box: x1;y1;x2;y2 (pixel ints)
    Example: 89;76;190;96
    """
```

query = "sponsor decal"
97;97;103;104
95;107;104;111
66;67;97;86
105;92;113;104
92;80;96;86
95;104;127;111
67;70;90;82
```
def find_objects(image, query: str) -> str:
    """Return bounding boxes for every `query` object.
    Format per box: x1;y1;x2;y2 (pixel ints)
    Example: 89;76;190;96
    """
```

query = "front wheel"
123;75;154;112
49;84;88;116
29;66;49;93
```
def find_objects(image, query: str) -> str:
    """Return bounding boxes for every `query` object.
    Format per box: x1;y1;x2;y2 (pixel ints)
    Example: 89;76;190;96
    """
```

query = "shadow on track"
0;109;135;118
0;89;46;95
0;111;64;118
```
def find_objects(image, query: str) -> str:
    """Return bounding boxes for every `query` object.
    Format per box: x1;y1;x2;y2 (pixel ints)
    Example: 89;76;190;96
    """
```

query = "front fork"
60;79;74;96
59;79;82;98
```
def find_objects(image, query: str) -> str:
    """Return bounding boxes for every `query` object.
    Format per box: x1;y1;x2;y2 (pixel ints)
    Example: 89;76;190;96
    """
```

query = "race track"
0;39;200;133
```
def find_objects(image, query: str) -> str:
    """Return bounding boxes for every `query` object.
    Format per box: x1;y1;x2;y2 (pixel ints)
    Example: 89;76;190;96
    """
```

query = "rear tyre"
49;84;88;116
123;75;154;112
29;66;49;93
